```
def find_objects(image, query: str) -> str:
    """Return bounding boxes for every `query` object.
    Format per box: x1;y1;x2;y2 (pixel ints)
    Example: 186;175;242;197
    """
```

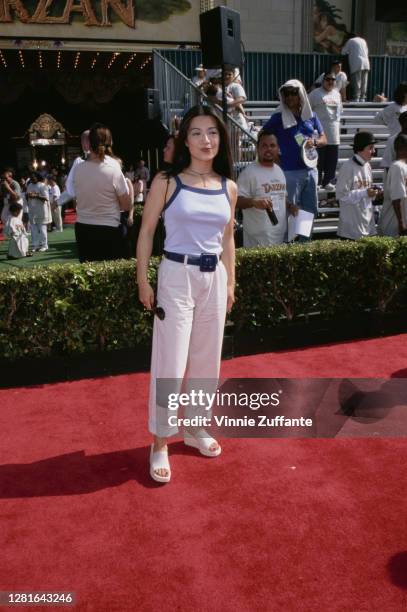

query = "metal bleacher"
244;101;390;235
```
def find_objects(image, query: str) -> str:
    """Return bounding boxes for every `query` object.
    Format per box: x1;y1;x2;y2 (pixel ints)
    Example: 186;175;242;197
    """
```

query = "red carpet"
63;208;76;225
1;334;407;611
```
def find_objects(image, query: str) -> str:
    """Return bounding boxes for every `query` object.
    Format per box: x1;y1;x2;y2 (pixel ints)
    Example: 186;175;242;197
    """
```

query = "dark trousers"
119;211;137;259
317;144;339;186
75;222;122;263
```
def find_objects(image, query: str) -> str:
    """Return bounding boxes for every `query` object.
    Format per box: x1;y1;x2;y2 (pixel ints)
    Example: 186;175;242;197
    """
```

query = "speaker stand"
221;65;228;123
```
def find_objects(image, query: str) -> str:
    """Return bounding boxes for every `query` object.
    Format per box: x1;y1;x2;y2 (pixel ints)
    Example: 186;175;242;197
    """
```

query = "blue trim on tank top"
163;176;182;211
163;174;229;211
221;176;231;204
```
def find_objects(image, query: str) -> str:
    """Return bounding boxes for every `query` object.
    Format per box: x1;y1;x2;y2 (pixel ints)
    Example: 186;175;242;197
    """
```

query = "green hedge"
232;238;407;329
0;260;158;360
1;238;406;360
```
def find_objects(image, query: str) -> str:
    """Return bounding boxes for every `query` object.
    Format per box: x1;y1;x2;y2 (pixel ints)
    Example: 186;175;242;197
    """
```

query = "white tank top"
163;175;231;256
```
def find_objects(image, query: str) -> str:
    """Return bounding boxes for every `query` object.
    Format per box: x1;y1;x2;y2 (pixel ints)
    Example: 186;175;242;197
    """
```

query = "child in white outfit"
5;203;31;259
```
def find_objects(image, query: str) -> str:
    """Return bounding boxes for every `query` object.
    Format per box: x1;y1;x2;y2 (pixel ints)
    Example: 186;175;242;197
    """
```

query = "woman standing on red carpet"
137;105;237;483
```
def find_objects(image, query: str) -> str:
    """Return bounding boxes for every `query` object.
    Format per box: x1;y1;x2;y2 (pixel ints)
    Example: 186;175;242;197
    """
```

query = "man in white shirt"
224;68;247;128
341;35;370;102
308;73;342;190
314;61;348;101
379;134;407;237
237;130;296;247
192;64;207;88
336;131;379;240
26;172;52;252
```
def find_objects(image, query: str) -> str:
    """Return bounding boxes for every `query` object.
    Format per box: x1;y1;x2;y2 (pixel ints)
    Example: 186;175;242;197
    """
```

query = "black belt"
164;250;219;271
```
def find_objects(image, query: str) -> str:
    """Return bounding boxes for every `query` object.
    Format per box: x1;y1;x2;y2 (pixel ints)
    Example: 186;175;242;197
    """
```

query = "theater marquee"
0;0;199;42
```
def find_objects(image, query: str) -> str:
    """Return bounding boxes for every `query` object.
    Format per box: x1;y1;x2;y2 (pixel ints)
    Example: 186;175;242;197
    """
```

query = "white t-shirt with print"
336;155;376;239
237;161;287;247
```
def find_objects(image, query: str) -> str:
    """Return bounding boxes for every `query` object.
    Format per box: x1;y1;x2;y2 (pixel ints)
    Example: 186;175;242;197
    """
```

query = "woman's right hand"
138;280;155;310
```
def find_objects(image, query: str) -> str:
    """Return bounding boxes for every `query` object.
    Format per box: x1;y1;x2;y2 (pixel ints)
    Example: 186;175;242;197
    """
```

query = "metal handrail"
153;49;257;178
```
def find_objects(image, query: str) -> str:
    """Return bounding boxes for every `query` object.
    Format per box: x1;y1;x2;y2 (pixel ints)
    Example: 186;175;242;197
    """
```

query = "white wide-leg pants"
148;257;228;437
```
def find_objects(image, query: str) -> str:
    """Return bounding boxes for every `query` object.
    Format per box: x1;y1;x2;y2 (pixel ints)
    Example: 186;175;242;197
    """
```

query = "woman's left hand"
226;285;235;313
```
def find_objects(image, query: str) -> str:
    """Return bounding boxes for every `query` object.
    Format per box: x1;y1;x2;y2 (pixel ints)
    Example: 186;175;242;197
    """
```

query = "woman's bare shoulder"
151;171;174;185
146;172;177;207
149;172;175;192
226;178;238;199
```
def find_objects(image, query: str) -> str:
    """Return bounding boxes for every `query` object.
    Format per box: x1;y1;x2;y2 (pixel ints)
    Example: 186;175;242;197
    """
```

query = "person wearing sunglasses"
313;61;348;102
263;79;326;240
308;73;343;191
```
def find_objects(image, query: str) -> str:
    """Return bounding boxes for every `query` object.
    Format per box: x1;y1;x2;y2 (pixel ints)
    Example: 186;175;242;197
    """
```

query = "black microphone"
266;207;278;225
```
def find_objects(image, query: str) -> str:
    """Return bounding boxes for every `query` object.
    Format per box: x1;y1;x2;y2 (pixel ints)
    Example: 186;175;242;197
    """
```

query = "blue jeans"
285;168;318;241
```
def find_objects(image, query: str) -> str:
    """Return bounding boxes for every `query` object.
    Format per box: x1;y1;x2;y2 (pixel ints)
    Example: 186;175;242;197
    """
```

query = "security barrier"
156;48;407;103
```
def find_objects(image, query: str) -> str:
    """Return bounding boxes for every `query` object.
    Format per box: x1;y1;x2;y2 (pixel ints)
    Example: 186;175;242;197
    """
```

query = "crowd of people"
0;167;65;258
182;33;406;246
2;69;407;261
0;141;151;261
235;78;407;246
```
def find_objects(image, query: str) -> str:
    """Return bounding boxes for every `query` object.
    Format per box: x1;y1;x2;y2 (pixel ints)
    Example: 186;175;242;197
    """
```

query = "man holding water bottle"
237;130;298;247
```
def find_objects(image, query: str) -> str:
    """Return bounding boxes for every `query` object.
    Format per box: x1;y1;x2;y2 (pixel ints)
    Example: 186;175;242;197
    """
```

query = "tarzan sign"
0;0;191;28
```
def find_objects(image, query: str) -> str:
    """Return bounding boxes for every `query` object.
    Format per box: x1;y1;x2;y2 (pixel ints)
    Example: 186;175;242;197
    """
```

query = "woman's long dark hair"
167;105;233;179
394;82;407;106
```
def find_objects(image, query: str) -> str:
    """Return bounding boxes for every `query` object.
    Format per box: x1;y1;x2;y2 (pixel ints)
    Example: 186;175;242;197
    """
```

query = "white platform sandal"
184;429;222;458
149;444;171;483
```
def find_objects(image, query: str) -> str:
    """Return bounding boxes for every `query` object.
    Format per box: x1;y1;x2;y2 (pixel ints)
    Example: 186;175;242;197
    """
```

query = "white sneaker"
38;246;48;252
324;183;336;191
